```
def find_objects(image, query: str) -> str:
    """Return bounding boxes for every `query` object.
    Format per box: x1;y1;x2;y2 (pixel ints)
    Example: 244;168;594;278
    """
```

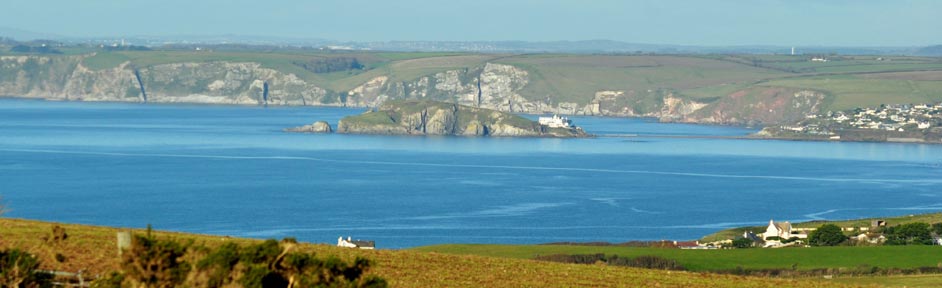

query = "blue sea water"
1;98;941;248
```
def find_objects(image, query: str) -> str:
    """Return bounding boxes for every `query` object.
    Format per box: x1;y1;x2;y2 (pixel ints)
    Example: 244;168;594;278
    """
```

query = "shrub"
293;57;364;74
201;239;386;288
731;237;756;248
120;229;192;288
809;224;848;246
102;227;386;288
885;222;934;245
0;249;51;288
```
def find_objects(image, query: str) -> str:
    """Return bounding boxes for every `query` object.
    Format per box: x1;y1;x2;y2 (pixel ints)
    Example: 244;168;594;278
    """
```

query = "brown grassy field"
0;218;849;287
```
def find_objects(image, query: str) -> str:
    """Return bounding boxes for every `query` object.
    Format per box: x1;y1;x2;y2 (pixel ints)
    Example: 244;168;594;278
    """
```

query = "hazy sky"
2;0;939;46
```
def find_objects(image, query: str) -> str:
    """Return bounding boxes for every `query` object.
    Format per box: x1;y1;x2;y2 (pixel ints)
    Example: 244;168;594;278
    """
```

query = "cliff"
0;54;828;126
0;55;332;105
336;100;587;137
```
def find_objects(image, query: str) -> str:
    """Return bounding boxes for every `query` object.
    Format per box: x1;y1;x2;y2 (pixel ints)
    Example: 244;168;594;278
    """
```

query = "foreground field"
834;275;942;288
0;218;841;287
413;244;942;272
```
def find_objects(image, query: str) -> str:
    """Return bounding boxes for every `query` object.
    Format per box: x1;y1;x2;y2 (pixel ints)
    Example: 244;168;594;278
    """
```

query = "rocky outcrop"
346;63;547;114
285;121;332;133
336;100;587;137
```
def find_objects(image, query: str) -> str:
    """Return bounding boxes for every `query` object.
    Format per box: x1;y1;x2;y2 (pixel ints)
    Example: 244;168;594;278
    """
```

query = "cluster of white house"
695;218;942;249
833;103;941;131
782;103;942;136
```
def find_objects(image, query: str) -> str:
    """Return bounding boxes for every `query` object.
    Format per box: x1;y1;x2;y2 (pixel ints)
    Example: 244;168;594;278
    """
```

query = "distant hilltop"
2;44;941;127
330;100;588;138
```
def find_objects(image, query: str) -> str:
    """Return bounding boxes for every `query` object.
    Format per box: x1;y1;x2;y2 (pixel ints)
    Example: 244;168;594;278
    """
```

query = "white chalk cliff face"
0;55;826;125
0;55;332;106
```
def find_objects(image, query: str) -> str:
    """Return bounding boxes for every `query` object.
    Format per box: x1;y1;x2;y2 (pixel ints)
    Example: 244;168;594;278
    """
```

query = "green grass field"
760;75;942;110
495;54;787;104
413;244;942;272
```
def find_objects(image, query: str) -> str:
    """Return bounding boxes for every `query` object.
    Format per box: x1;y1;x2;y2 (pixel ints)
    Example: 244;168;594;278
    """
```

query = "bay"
1;98;941;248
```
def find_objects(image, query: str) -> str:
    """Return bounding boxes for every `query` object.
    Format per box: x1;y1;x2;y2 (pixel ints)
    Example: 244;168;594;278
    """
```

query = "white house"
763;219;808;240
337;236;375;249
763;219;791;240
538;114;573;128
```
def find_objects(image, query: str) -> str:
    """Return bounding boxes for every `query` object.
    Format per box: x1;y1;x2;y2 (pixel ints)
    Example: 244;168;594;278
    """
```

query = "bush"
120;229;192;288
0;249;51;288
932;223;942;236
885;222;934;245
293;57;364;74
809;224;847;246
730;237;755;248
110;232;387;288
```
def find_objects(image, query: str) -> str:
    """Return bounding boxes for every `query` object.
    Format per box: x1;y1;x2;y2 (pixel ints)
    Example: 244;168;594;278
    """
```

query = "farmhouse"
337;236;375;249
763;219;809;241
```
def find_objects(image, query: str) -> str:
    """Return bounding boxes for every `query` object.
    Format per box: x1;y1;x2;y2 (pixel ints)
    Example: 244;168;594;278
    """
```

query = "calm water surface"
1;98;941;248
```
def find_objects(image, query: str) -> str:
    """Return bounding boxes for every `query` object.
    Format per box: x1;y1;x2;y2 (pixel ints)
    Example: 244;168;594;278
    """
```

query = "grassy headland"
10;47;942;115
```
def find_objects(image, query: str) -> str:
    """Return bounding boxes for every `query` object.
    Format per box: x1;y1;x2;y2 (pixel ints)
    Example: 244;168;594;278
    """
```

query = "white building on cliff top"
539;114;573;128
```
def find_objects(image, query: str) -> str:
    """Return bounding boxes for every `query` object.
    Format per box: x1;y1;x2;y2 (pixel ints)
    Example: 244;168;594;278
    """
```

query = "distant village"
677;218;942;250
764;102;942;142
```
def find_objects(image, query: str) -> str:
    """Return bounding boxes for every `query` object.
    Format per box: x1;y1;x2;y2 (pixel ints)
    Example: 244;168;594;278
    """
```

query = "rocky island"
317;100;588;137
285;121;332;133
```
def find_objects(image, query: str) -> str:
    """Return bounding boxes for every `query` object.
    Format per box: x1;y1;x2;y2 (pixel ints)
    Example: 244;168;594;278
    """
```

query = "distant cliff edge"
333;100;588;138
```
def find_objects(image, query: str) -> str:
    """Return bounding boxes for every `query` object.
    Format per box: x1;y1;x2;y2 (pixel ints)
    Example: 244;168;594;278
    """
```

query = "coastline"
3;96;938;145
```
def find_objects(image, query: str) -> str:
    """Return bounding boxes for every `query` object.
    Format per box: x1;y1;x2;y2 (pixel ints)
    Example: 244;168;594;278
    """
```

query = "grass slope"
494;54;787;104
0;218;841;287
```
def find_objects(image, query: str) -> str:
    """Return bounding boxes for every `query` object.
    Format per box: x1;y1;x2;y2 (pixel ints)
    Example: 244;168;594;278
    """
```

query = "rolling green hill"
3;48;942;125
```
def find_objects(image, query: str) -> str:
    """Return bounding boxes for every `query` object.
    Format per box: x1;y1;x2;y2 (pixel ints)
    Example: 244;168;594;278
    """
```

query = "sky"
1;0;939;46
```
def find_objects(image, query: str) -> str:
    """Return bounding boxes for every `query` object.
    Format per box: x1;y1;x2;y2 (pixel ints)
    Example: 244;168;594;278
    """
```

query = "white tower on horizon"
791;46;795;55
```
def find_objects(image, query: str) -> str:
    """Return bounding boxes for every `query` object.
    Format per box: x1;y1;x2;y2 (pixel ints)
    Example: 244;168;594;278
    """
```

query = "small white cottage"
337;236;375;250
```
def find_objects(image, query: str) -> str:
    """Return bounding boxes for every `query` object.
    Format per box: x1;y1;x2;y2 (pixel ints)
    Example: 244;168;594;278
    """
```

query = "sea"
1;98;941;248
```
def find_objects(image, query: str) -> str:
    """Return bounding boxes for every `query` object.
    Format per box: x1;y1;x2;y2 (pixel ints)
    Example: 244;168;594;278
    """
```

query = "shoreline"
3;96;939;145
601;133;942;145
